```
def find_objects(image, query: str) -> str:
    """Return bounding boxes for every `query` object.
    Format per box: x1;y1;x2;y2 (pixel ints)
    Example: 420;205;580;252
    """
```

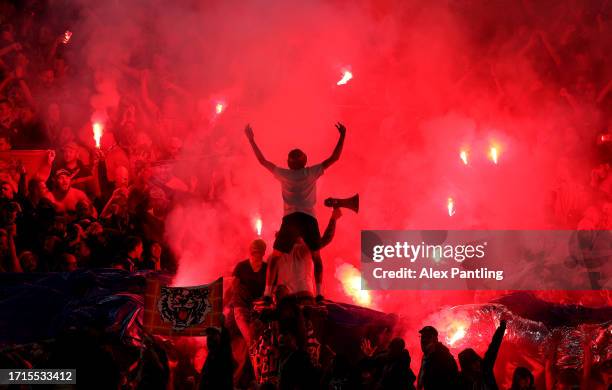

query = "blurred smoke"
54;0;609;342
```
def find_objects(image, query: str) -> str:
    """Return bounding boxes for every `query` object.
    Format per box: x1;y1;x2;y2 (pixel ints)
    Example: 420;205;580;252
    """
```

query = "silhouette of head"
419;326;438;353
511;367;535;390
287;149;307;170
458;348;482;374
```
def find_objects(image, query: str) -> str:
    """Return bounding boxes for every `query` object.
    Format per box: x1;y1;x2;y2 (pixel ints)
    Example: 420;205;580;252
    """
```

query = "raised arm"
36;150;56;182
320;208;342;248
483;319;506;372
322;122;346;169
244;124;276;172
96;152;112;199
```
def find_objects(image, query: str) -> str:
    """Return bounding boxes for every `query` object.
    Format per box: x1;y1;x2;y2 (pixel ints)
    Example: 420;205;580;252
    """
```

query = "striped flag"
143;277;223;336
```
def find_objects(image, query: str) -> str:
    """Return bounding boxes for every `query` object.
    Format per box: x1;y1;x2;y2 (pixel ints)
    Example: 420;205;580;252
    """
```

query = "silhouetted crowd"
185;308;536;390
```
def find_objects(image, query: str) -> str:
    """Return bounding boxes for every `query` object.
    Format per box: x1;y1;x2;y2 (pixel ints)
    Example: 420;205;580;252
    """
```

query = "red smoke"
60;0;610;381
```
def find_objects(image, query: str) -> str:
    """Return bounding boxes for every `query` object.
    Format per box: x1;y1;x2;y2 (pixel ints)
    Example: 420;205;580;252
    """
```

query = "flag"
143;277;223;336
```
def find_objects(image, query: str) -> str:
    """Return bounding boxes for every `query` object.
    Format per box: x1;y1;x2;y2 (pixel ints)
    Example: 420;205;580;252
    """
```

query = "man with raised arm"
245;122;346;302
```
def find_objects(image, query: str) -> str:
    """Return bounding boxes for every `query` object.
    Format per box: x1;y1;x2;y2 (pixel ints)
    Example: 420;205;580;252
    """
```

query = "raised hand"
244;124;254;140
331;207;343;220
94;148;104;162
360;338;375;357
322;122;347;169
335;122;346;136
245;124;276;171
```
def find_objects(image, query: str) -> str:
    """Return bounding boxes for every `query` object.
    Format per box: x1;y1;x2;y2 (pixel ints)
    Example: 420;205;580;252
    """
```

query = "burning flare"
337;70;353;86
489;146;498;164
447;322;467;346
255;217;262;236
92;122;103;148
335;263;371;307
62;30;72;44
460;150;468;165
215;102;225;115
447;197;456;216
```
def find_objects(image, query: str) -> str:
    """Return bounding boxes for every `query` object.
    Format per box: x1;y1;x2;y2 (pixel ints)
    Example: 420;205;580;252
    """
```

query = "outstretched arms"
322;122;346;169
244;124;276;172
244;122;346;171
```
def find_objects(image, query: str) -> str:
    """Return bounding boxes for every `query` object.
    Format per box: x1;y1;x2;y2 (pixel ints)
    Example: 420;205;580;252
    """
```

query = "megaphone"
324;194;359;213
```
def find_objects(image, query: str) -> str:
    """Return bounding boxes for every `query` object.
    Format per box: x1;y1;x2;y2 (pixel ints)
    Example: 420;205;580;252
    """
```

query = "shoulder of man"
233;259;248;274
432;342;455;361
272;165;290;175
307;163;325;175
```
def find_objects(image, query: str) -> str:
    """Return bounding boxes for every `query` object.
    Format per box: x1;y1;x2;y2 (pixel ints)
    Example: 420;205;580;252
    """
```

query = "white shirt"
273;164;324;217
276;243;314;295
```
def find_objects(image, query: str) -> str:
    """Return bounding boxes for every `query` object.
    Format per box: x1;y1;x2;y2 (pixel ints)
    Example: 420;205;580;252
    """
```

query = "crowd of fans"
0;0;217;274
0;0;609;276
162;309;533;390
0;0;610;389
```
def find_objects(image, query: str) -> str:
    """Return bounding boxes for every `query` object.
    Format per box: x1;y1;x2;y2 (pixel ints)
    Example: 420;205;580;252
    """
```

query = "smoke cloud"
55;0;609;357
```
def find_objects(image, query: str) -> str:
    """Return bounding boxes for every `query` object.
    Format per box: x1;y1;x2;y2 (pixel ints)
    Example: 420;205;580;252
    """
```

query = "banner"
143;277;223;336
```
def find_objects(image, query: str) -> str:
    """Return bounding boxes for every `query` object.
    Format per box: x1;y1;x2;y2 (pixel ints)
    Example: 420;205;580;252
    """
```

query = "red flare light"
446;321;468;346
255;217;262;236
215;102;224;115
489;146;499;164
447;197;456;216
337;70;353;86
92;122;103;148
460;150;468;165
62;30;72;44
336;263;372;307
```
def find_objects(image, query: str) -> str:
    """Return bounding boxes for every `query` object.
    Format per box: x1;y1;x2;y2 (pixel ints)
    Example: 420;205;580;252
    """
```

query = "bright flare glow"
62;31;72;44
489;146;499;164
447;324;467;346
215;102;224;114
255;218;262;236
335;263;371;307
447;197;456;216
337;70;353;85
92;122;103;148
460;150;468;165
